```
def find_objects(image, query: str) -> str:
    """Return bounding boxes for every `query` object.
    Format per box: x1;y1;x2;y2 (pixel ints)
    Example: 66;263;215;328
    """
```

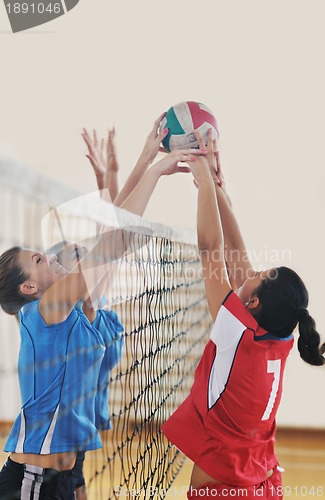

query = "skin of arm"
39;149;200;325
82;128;119;201
195;129;255;288
113;113;168;207
188;156;231;321
83;115;168;207
119;165;163;216
81;117;168;310
103;127;119;201
214;184;254;287
82;129;107;193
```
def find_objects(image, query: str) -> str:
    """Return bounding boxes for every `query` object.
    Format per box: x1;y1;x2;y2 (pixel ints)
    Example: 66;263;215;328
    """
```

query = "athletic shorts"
71;451;86;490
187;467;283;499
0;456;75;500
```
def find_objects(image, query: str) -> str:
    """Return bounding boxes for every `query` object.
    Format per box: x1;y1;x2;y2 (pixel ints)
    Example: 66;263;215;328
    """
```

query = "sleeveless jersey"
162;291;294;486
5;300;106;454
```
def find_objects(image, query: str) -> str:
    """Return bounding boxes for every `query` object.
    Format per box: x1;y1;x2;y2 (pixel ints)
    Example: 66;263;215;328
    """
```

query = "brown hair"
0;246;29;315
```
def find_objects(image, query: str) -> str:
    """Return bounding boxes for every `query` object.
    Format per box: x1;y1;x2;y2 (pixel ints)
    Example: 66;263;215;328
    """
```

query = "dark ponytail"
0;246;29;315
297;309;325;366
255;267;325;367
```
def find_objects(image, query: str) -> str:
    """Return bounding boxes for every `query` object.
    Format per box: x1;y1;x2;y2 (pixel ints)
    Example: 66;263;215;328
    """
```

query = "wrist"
195;165;213;184
148;163;163;179
105;170;118;178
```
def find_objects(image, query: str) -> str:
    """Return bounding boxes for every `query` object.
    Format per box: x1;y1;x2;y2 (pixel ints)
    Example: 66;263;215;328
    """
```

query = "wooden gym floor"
0;426;324;499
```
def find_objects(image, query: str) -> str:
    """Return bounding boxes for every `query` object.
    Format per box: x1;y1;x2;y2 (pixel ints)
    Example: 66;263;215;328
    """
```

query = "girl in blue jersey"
0;119;204;499
49;241;124;500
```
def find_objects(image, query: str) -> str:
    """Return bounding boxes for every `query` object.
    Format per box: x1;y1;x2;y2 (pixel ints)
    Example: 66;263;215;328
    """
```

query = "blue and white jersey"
5;300;105;454
91;309;124;431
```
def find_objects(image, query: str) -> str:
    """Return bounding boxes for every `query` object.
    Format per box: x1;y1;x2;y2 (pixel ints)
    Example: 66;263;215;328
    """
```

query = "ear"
19;281;39;297
247;296;260;311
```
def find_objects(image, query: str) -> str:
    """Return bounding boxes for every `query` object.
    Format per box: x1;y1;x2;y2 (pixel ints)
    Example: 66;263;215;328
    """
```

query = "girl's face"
236;268;275;306
17;249;67;296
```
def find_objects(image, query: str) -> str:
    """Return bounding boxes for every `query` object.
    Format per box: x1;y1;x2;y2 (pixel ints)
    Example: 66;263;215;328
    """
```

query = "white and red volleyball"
160;101;219;152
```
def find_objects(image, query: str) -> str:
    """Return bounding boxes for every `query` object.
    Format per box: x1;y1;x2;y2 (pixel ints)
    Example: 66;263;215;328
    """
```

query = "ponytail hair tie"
297;307;309;322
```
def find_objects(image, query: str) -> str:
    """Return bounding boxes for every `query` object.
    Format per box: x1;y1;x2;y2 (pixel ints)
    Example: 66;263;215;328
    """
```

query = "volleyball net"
0;157;213;499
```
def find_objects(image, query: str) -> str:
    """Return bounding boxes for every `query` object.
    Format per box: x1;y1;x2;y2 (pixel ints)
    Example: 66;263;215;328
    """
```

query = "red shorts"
187;467;283;499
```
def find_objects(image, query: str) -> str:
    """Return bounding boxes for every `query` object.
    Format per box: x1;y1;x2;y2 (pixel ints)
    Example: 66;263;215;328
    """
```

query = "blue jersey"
91;309;124;430
5;300;106;454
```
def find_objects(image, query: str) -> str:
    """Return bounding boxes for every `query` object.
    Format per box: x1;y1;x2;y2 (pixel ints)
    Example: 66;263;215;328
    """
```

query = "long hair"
0;246;29;315
255;266;324;367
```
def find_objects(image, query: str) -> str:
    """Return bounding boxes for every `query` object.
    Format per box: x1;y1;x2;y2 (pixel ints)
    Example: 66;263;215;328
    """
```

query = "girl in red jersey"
162;130;325;499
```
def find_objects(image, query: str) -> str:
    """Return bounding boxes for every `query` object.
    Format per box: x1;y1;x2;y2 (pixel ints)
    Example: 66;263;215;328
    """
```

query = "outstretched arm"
39;149;201;325
83;114;168;207
196;129;254;288
120;148;195;215
80;116;168;313
188;155;231;320
113;113;168;207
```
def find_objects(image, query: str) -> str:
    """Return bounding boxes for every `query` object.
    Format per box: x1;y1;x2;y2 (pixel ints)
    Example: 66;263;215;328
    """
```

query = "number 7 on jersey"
261;359;281;421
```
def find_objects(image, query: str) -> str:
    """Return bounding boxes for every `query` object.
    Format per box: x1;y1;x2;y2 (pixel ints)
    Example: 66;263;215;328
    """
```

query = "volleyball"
160;101;219;152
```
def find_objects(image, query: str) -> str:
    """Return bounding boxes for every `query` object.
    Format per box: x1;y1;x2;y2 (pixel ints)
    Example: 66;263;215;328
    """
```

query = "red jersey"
162;291;293;486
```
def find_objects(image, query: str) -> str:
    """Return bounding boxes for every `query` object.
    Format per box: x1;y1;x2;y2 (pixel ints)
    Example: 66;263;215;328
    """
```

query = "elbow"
199;243;224;265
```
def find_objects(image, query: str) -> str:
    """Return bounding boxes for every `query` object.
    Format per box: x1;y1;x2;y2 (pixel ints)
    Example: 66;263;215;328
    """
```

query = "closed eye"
32;253;42;264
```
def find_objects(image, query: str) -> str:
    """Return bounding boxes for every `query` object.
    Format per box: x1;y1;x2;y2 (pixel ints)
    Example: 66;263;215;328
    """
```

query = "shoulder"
19;299;40;320
218;291;257;330
210;291;258;349
95;309;124;332
20;299;79;331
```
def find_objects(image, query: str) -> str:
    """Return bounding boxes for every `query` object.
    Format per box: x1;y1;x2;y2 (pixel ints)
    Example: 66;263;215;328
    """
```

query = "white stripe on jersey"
15;409;26;453
40;403;60;454
208;305;246;409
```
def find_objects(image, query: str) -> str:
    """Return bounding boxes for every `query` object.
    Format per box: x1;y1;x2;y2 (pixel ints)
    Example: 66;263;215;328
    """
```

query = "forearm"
77;239;124;306
69;162;161;298
197;171;224;254
194;160;231;319
114;160;149;207
104;171;119;202
214;183;254;285
119;166;160;216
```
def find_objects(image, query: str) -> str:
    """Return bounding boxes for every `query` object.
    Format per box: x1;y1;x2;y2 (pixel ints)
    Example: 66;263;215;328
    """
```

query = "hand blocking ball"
160;101;219;152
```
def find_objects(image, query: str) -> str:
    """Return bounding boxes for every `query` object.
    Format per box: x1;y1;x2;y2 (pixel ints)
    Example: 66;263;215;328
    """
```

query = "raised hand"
153;148;207;177
120;148;206;217
82;128;119;200
136;112;169;168
114;114;170;207
193;129;232;205
82;129;106;190
194;129;218;176
106;127;119;172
